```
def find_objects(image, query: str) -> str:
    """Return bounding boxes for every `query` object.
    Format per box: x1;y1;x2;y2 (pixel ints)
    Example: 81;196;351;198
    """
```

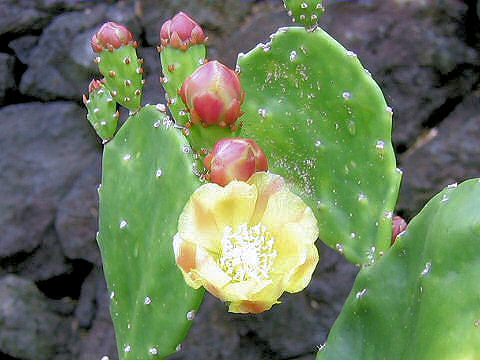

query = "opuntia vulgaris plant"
83;1;480;359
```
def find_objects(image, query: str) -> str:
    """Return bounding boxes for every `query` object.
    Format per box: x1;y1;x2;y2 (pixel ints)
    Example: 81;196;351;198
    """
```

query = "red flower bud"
160;12;206;50
204;138;268;186
392;215;407;244
88;79;105;93
180;61;245;127
91;22;136;53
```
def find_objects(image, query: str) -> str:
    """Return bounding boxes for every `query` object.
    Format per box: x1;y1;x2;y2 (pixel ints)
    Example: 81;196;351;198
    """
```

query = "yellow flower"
173;172;319;314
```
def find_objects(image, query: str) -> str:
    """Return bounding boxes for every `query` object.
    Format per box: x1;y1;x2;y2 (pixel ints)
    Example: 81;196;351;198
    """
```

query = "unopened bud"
91;22;136;53
160;12;206;50
392;215;407;244
180;61;244;127
204;138;268;186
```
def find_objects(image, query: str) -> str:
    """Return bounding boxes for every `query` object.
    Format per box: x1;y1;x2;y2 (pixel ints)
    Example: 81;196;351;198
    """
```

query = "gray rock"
0;1;51;36
320;0;479;149
0;53;15;104
1;228;72;282
0;275;70;360
398;89;480;217
56;163;101;265
8;35;39;65
19;2;140;100
214;5;291;67
0;102;99;258
72;267;118;360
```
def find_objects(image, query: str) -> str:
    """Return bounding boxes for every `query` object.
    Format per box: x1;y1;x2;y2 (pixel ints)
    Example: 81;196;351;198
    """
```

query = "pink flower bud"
204;138;268;186
180;61;245;127
88;79;105;93
91;22;136;53
160;12;206;50
392;215;407;244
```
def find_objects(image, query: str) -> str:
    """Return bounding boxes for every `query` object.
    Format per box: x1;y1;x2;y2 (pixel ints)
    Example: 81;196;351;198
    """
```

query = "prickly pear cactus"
98;106;204;359
83;80;118;142
96;45;144;111
317;179;480;359
283;0;325;29
160;45;206;126
237;27;401;265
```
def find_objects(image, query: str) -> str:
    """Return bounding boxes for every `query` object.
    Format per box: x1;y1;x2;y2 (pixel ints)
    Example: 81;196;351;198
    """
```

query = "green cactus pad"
317;179;480;359
238;27;401;265
98;105;204;359
283;0;325;30
98;45;143;111
160;45;206;126
84;84;118;142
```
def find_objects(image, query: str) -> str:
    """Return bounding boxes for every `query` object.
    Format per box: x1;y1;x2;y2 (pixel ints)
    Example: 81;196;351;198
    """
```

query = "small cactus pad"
97;45;143;111
84;83;118;141
317;179;480;359
283;0;325;30
160;45;206;126
238;27;401;265
98;106;204;359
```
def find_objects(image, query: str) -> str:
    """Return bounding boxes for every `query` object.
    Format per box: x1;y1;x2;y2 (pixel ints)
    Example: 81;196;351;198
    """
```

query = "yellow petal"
285;244;319;293
247;172;285;224
260;189;309;232
228;300;275;314
178;183;223;253
191;245;231;297
221;279;271;302
212;181;257;230
271;227;307;276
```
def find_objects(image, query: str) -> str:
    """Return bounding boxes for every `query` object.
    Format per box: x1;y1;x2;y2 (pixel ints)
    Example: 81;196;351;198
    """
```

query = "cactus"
237;27;401;265
93;22;143;111
83;79;119;142
98;105;204;359
317;179;480;359
84;4;479;359
283;0;325;30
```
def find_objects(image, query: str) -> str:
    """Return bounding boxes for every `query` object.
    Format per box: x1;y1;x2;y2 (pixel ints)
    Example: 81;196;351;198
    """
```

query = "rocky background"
0;0;479;359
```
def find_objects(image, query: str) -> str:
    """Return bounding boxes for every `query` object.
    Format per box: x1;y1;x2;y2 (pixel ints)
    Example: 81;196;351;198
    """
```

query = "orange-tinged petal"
173;234;202;289
228;300;274;314
191;244;231;292
212;181;257;229
221;279;271;302
285;244;319;293
247;172;285;224
178;183;223;253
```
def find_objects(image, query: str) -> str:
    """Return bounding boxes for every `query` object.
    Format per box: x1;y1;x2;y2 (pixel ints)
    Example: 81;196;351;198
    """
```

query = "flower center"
219;223;277;282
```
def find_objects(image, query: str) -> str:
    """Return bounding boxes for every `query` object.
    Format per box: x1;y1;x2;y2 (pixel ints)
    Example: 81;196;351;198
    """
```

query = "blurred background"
0;0;479;359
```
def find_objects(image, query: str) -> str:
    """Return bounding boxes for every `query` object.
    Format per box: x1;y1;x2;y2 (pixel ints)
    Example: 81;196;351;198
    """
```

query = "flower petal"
285;244;319;293
212;181;257;229
191;245;231;296
178;183;223;253
260;189;309;232
228;300;275;314
247;172;285;224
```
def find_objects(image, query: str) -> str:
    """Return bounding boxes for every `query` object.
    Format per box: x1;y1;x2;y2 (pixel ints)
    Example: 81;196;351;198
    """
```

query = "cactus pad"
97;45;143;111
84;83;118;142
98;105;204;359
238;27;401;265
283;0;325;30
317;179;480;359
